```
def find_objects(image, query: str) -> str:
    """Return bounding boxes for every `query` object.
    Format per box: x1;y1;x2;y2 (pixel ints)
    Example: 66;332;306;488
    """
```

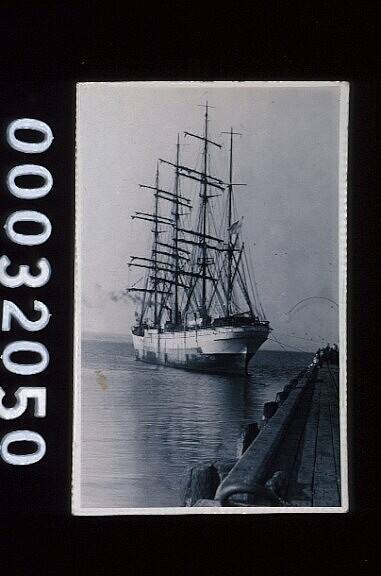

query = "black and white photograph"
73;81;348;514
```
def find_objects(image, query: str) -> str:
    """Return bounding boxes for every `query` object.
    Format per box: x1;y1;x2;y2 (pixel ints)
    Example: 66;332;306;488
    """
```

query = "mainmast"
184;101;222;323
168;101;222;324
201;102;209;321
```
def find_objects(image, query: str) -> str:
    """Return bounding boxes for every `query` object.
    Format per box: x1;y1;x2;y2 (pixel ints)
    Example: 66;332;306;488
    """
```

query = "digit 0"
7;165;53;199
1;341;49;375
1;117;53;470
0;430;46;465
4;210;52;246
7;119;53;154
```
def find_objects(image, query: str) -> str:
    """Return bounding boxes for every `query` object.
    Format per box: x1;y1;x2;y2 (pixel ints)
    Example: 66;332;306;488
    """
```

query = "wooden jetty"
183;360;341;508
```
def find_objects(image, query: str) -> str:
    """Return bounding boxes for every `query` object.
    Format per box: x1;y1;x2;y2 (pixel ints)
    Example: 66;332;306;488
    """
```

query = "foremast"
129;137;196;330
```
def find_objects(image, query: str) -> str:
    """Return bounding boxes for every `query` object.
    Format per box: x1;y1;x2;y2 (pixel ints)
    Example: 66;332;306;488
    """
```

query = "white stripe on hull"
131;324;269;374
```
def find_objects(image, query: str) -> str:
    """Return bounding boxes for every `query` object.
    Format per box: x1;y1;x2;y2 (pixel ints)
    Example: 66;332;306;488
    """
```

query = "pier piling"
236;422;260;457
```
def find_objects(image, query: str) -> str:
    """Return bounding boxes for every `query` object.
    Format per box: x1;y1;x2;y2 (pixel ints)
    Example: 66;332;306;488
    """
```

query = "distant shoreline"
82;332;132;342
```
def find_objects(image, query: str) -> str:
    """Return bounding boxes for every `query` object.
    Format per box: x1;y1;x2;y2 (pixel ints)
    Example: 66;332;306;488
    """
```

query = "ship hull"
131;324;269;374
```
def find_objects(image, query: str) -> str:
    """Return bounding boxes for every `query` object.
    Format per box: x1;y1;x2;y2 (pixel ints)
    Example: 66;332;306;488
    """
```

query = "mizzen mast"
221;127;245;317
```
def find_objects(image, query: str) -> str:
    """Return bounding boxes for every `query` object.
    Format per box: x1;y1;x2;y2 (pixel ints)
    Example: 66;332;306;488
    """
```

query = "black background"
0;2;378;574
0;82;74;514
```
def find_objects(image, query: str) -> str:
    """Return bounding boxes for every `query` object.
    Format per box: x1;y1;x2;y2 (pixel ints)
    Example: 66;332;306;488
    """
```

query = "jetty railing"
214;365;317;506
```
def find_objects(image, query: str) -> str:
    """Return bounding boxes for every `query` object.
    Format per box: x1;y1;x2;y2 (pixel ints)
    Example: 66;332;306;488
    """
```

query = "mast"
175;102;222;322
227;128;233;316
153;162;159;326
201;102;209;322
174;134;180;324
222;128;243;317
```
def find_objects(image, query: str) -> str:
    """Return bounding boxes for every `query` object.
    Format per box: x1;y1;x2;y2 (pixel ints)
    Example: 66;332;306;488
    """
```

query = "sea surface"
80;338;312;509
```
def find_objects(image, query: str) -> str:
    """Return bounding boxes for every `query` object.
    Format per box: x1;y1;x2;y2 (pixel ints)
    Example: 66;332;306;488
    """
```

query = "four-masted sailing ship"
128;103;270;374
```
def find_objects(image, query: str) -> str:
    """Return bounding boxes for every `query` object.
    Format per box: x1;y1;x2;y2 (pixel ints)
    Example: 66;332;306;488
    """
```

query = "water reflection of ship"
133;368;259;493
128;103;270;374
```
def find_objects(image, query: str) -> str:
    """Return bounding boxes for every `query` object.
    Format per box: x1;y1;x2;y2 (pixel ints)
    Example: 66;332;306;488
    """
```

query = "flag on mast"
229;218;243;235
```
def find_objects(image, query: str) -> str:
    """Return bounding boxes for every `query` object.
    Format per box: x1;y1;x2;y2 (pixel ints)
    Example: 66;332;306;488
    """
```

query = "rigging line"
232;248;254;315
210;234;241;313
208;200;223;244
206;237;230;314
138;268;150;326
179;285;188;310
241;248;256;307
207;153;220;195
206;261;227;315
237;269;253;314
242;248;261;318
180;202;199;300
220;244;243;315
158;293;172;322
181;221;201;314
205;209;218;256
139;212;159;325
231;295;240;314
157;274;175;322
128;275;144;290
236;267;251;312
219;197;228;236
242;244;256;300
184;280;199;317
183;275;200;316
187;286;200;318
288;327;331;341
214;155;227;230
188;143;203;174
268;336;289;353
286;297;339;315
247;243;266;319
268;334;309;353
273;330;324;344
142;289;153;322
231;189;237;221
193;277;206;317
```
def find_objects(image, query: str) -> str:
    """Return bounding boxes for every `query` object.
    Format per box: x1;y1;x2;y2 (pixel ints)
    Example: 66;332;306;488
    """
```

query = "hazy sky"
77;82;345;352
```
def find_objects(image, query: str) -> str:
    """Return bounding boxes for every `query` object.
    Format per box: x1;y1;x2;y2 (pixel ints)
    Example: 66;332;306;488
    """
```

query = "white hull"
132;324;269;374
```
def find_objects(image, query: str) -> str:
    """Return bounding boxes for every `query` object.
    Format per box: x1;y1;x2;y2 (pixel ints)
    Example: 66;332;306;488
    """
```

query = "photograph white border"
72;80;349;515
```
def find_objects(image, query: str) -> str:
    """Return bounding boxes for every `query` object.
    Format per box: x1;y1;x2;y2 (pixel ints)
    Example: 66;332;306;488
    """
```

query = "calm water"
80;338;312;508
